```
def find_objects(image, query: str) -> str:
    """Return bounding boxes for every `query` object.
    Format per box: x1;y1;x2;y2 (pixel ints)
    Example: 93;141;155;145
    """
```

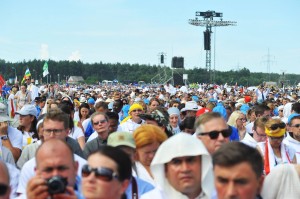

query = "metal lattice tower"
189;11;236;83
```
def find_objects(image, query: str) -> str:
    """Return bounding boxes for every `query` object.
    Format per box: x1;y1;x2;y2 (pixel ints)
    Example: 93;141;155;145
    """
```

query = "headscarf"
283;102;293;119
261;164;300;199
265;128;285;137
150;133;214;199
121;103;144;124
129;103;143;114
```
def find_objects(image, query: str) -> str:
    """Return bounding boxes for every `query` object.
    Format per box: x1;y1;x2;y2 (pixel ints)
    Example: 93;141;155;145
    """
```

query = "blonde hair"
206;102;215;110
133;124;167;148
227;110;244;127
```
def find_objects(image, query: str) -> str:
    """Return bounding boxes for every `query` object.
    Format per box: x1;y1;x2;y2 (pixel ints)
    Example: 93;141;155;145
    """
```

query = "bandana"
265;128;285;137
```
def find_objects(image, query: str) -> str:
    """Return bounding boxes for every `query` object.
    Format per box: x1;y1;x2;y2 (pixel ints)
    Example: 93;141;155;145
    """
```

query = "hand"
77;121;83;129
52;186;78;199
26;175;49;199
0;122;8;136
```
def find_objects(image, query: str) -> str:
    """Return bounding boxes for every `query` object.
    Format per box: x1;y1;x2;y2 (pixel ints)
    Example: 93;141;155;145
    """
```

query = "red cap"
196;108;211;117
244;95;251;103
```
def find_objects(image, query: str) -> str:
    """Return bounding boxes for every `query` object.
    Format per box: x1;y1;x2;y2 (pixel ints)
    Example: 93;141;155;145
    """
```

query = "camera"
47;176;67;195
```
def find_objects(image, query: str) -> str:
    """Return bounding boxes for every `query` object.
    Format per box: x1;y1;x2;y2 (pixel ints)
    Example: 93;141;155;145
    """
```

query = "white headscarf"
261;164;300;199
150;133;214;199
283;102;293;119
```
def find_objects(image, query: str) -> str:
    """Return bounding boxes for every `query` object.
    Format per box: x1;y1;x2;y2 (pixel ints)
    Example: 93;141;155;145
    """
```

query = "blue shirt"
230;126;240;141
85;121;94;137
125;176;154;199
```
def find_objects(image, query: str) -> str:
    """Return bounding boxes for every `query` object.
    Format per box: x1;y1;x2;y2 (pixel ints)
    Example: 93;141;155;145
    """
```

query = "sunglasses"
81;165;118;181
290;124;300;128
0;183;8;196
26;79;30;80
132;109;142;112
197;128;232;139
93;119;107;125
270;123;286;131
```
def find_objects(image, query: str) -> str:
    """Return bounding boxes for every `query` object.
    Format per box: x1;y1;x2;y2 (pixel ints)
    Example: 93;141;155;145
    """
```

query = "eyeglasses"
132;109;142;112
81;165;118;181
268;136;284;141
238;118;247;122
254;130;266;137
26;79;30;80
43;129;65;135
270;123;286;131
290;124;300;128
93;119;107;125
0;183;9;196
197;128;232;139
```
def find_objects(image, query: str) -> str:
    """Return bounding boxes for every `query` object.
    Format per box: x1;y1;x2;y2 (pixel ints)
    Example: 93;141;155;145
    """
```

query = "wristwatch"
0;135;9;140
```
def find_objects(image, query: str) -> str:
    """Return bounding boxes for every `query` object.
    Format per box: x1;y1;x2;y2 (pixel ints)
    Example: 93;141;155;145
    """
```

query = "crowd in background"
0;77;300;199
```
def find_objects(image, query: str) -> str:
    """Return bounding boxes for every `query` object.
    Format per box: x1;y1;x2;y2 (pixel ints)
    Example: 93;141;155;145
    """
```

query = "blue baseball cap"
87;98;95;105
288;113;300;124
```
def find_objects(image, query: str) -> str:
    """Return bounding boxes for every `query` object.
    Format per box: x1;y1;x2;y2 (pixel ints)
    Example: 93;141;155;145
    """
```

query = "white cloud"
68;50;81;61
40;44;49;60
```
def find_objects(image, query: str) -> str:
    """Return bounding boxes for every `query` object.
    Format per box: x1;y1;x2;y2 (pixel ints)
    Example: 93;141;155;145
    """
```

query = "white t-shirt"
68;126;85;140
8;126;23;150
22;131;38;148
119;119;144;134
6;163;20;199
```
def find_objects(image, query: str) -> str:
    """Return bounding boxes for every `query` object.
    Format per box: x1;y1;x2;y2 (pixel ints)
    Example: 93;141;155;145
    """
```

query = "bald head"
35;139;74;167
34;139;78;187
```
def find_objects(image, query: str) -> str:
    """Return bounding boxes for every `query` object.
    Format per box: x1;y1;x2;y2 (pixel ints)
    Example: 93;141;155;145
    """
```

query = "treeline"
0;59;298;86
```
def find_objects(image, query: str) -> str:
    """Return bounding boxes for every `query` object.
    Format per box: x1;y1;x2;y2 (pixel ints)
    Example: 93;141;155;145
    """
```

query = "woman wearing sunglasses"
82;146;132;199
257;118;297;175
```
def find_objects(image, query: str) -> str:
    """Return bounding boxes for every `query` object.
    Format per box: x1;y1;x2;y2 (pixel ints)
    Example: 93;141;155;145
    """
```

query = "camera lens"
47;176;67;195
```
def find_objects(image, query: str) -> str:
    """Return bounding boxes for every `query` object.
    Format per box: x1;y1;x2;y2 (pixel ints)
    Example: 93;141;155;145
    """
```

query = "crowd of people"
0;76;300;199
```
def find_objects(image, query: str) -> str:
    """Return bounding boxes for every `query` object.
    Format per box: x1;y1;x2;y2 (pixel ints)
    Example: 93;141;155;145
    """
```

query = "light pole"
12;67;16;82
189;10;236;82
32;69;37;81
50;74;52;83
58;74;60;85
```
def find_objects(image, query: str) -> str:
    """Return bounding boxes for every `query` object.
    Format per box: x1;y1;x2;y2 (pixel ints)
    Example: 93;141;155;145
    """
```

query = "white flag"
43;62;49;77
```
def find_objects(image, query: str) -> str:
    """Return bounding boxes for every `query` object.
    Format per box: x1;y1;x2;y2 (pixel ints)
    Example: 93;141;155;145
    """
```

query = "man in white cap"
0;102;23;162
141;133;214;199
180;101;199;120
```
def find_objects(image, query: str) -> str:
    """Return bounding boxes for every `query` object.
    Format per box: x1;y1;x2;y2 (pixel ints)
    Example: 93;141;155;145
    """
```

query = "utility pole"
261;48;275;81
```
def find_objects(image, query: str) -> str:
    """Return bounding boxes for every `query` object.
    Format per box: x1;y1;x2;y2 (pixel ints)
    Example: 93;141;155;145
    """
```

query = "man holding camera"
26;139;82;199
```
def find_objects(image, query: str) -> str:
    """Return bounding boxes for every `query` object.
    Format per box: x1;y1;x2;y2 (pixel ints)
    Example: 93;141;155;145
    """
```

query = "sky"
0;0;299;75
